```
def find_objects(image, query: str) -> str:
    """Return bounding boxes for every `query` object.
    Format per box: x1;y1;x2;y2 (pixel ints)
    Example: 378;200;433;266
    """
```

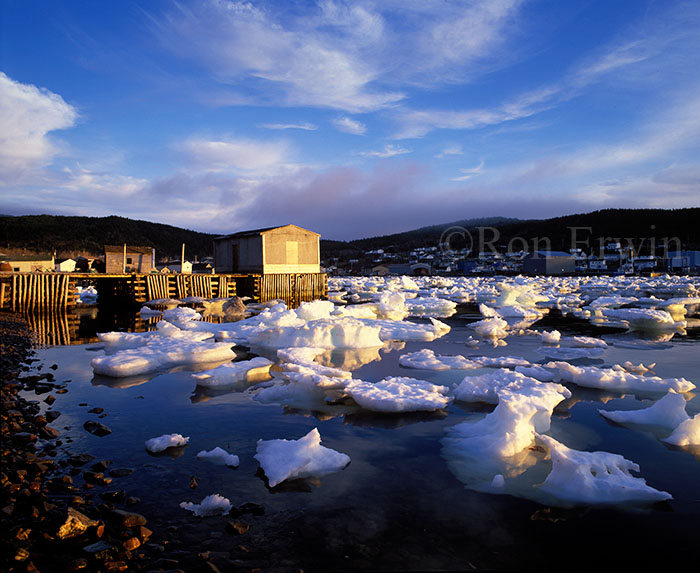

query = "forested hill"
0;215;218;259
2;208;698;261
321;207;700;257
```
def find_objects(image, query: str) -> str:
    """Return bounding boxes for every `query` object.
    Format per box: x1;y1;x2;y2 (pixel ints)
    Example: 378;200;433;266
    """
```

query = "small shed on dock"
104;245;155;274
213;225;321;274
4;254;55;273
522;251;575;275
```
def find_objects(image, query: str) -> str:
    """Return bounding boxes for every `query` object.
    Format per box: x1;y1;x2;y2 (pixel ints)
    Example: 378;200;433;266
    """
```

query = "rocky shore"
0;311;275;572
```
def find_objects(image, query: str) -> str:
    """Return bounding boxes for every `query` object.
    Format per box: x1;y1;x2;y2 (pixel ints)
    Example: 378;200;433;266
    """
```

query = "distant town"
322;242;700;277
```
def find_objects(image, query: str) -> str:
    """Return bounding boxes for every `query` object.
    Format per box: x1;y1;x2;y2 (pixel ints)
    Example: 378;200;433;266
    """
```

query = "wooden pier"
0;272;328;311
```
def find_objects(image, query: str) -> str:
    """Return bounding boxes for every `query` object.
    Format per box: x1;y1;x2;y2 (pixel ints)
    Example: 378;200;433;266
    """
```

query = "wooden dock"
0;272;328;311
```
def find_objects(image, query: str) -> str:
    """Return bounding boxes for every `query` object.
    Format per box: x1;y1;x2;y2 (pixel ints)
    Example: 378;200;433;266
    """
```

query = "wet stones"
83;420;112;437
56;507;102;540
225;520;251;535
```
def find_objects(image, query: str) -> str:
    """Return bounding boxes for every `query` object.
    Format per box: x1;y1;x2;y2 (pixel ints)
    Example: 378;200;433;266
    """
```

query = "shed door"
286;241;298;264
232;244;239;272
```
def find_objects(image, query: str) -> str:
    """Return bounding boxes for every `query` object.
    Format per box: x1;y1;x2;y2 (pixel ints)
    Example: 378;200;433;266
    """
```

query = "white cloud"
152;0;532;112
153;0;403;112
333;116;367;135
359;144;410;158
451;159;485;181
260;122;318;131
435;145;464;158
0;72;78;182
178;136;292;173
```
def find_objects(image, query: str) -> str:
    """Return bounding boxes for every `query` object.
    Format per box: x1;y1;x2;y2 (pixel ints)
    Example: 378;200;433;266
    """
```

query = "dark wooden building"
104;245;155;274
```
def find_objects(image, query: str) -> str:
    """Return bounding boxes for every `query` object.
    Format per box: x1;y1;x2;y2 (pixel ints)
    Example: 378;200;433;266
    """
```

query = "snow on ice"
254;428;350;487
145;433;190;453
196;447;240;467
536;434;672;505
180;494;232;517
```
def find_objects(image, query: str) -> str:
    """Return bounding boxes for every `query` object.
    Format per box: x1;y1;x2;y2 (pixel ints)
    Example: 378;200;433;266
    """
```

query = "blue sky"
1;0;699;240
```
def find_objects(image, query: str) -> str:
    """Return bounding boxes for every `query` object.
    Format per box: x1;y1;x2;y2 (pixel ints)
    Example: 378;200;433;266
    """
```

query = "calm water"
21;304;700;570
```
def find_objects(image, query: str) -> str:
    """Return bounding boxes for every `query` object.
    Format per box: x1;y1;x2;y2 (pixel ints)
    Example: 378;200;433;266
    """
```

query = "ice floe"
662;413;700;446
180;493;232;517
344;377;451;412
453;370;571;406
254;428;350;487
599;390;690;429
444;384;568;458
145;433;189;453
196;447;240;467
536;434;672;504
191;357;273;388
546;361;696;393
398;348;479;371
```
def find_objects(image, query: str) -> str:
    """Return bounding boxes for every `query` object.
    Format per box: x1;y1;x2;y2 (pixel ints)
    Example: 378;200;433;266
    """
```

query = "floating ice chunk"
472;355;531;368
91;334;236;377
546;361;695;393
540;330;561;344
405;296;457;318
479;304;500;318
515;365;556;381
536;434;672;505
76;286;98;304
398;349;480;371
599;390;690;429
156;320;213;341
662;413;700;446
364;318;451;342
601;308;686;332
196;446;240;467
620;361;655;374
568;336;608;348
453;370;571;405
345;377;451;412
589;296;639;308
254;428;350;487
180;493;232;517
251;317;383;349
192;357;273;388
295;300;335;321
445;387;567;458
162;306;202;328
491;474;505;488
471;317;509;339
498;305;545;319
536;346;605;360
98;331;152;352
139;306;162;318
145;433;189;453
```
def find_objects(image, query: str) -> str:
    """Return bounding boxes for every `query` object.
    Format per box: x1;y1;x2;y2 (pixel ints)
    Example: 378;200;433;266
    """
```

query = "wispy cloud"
177;136;292;173
451;159;485;181
359;144;411;158
435;145;464;158
151;0;530;113
333;116;367;135
260;122;318;131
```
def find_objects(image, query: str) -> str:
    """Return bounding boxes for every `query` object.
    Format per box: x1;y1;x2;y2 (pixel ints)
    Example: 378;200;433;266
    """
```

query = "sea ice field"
26;274;700;570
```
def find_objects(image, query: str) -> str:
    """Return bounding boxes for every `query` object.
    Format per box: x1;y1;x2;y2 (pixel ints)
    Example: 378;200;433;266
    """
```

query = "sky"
1;0;699;241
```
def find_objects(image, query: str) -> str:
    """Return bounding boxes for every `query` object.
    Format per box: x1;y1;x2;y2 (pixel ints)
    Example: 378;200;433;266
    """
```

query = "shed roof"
104;245;154;254
214;224;320;241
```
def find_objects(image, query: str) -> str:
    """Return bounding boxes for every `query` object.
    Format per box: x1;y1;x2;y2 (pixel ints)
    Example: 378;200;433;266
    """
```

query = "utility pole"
181;243;185;274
